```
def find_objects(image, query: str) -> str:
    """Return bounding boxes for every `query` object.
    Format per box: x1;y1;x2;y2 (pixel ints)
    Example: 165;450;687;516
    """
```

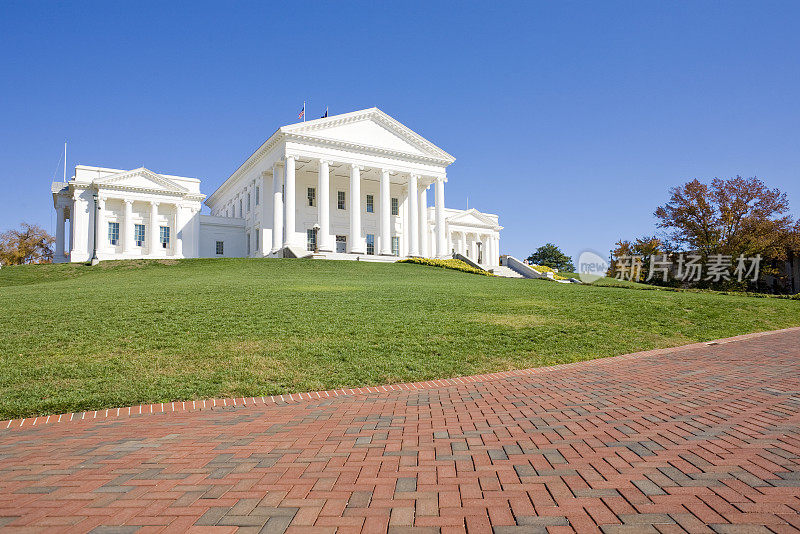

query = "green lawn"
1;258;798;419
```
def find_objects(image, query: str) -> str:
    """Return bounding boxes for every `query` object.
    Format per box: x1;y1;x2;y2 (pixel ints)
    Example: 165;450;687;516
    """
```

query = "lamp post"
91;192;99;265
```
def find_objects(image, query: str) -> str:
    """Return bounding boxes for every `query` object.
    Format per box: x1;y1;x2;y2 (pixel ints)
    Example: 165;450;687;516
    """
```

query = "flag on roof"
298;103;305;120
321;107;328;118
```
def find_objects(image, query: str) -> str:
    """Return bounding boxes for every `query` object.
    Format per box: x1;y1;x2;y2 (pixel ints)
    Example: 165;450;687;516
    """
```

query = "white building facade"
52;108;502;267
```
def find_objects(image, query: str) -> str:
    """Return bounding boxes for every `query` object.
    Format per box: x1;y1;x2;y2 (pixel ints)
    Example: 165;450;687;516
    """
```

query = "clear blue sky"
2;1;799;262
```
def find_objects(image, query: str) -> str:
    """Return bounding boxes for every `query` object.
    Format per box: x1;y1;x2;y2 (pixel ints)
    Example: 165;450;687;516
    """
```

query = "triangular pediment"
95;168;188;193
446;209;500;229
282;108;455;163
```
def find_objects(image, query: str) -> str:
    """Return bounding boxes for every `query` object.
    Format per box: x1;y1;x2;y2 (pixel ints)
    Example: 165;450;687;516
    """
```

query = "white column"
71;192;88;258
407;174;419;256
272;163;283;252
401;196;409;257
175;205;184;257
418;185;428;257
55;206;66;258
190;207;200;258
68;201;74;258
318;160;332;252
283;155;296;248
348;164;364;253
379;169;391;255
123;200;133;254
435;177;446;258
260;172;271;254
95;197;106;255
150;202;160;255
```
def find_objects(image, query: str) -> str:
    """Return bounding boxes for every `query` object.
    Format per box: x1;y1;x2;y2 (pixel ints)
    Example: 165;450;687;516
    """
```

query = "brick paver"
1;329;799;533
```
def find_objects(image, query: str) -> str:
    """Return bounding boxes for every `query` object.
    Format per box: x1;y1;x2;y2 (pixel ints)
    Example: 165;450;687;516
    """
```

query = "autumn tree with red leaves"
654;176;793;260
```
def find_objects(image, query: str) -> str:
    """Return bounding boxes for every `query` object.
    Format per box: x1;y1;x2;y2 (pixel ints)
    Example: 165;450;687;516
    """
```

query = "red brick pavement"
1;328;799;533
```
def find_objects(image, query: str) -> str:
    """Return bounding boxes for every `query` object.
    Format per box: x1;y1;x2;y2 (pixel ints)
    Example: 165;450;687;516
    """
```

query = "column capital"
124;199;134;205
349;163;364;172
284;154;296;162
150;200;160;207
318;159;332;167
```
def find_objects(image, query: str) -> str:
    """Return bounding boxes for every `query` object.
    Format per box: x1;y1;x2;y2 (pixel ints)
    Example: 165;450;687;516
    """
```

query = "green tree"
526;243;575;272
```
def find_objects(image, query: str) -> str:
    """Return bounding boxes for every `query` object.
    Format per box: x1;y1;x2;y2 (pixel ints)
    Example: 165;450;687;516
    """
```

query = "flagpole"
303;101;306;122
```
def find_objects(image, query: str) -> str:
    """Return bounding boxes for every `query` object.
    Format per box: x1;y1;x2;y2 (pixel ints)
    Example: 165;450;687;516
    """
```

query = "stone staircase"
491;265;525;278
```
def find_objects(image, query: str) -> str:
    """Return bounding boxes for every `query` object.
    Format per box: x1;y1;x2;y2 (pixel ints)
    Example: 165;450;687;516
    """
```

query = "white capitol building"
51;108;502;267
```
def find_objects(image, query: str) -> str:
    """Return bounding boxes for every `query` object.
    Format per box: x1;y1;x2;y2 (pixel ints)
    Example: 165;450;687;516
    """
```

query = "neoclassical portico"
206;108;496;264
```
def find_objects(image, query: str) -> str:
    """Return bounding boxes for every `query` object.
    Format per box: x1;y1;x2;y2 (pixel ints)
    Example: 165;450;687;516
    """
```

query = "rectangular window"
391;197;399;216
308;187;316;207
255;228;260;251
247;193;251;212
336;235;346;253
366;234;375;255
391;236;399;256
337;191;345;210
246;233;250;255
134;224;145;247
307;229;317;251
239;199;243;217
216;241;224;255
108;222;119;246
255;186;260;205
366;194;374;213
160;226;170;248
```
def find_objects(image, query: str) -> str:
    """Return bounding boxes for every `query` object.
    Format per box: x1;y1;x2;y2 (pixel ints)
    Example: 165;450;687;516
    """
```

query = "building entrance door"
336;235;347;253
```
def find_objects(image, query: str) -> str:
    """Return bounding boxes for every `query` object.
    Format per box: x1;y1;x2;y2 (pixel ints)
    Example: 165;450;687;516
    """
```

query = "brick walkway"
1;329;799;533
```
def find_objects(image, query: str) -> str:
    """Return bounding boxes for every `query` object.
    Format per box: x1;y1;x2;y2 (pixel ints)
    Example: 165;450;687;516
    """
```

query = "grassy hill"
1;258;798;419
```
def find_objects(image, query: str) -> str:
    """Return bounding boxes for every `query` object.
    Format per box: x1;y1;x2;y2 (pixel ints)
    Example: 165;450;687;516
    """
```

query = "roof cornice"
284;108;456;163
95;183;206;201
87;167;206;201
446;209;502;230
284;132;454;166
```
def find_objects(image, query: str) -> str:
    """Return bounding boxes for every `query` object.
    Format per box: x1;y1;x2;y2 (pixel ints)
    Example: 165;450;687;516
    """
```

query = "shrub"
397;257;493;276
528;263;569;280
